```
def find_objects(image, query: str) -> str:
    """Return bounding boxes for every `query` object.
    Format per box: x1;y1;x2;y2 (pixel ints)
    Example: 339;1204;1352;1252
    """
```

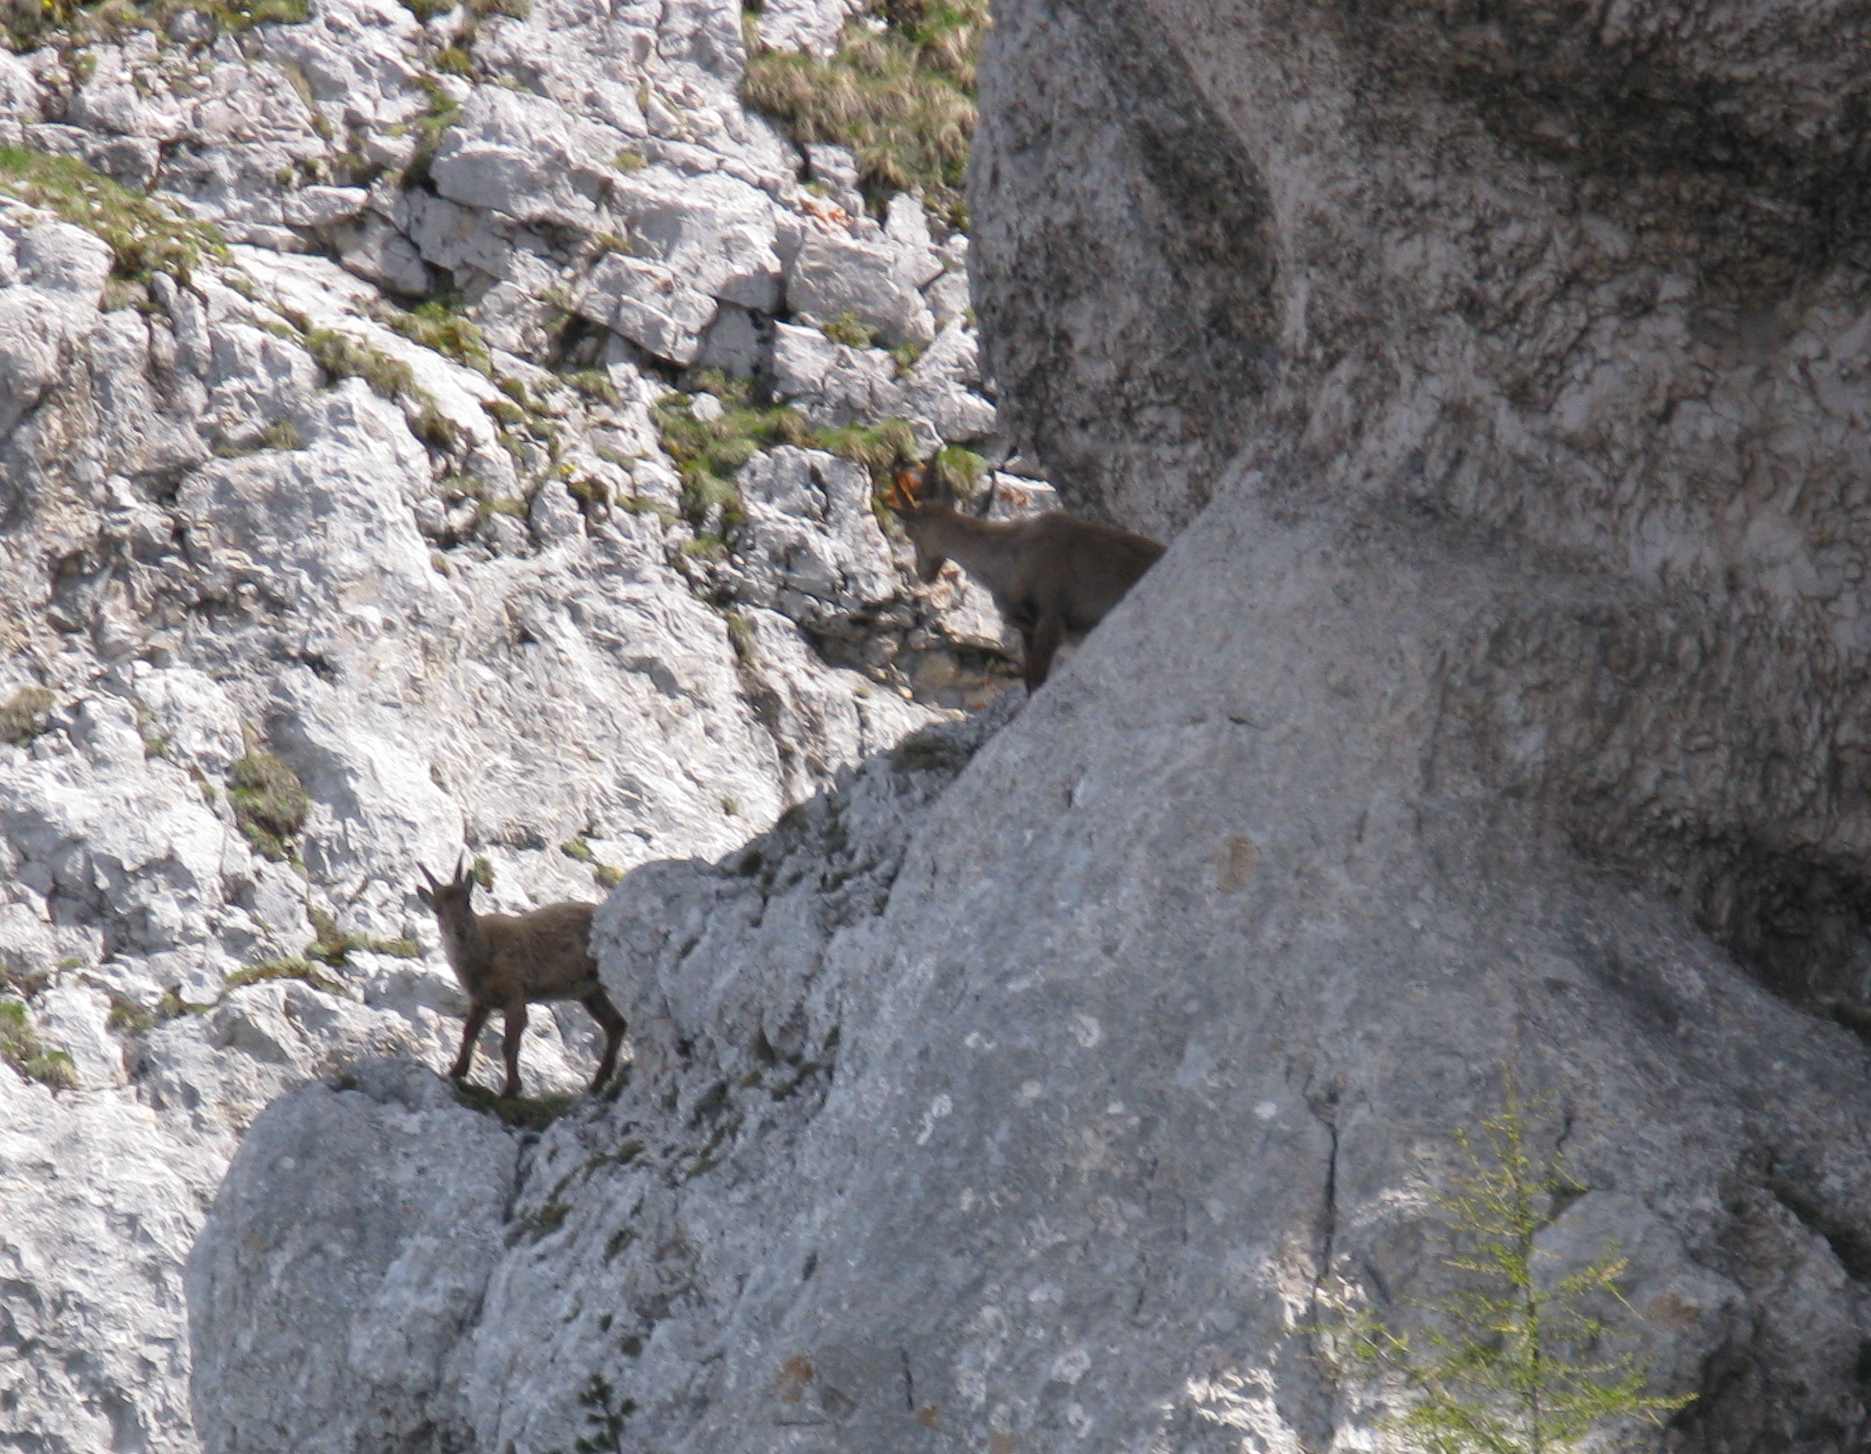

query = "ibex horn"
452;851;466;887
419;862;442;892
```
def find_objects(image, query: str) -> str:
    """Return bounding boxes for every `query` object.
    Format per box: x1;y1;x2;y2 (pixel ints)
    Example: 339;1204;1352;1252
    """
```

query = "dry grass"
741;0;986;225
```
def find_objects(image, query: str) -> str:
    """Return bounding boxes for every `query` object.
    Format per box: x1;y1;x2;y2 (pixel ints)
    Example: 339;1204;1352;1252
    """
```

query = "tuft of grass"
306;908;422;966
434;43;473;75
8;0;309;50
413;402;461;451
819;310;875;348
560;837;594;864
740;0;985;225
565;368;621;406
397;0;452;20
814;417;920;479
467;0;528;15
0;686;56;746
106;996;156;1036
224;956;343;994
612;148;647;173
402;75;462;187
376;298;491;375
724;610;757;668
261;418;304;451
471;855;496;889
926;443;985;498
652;388;813;531
593;863;624;889
0;146;225;282
0;1000;77;1090
305;329;414;399
228;746;309;861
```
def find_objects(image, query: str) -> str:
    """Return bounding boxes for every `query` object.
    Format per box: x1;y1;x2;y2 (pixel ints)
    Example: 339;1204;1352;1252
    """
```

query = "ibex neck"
439;913;491;980
912;509;1030;583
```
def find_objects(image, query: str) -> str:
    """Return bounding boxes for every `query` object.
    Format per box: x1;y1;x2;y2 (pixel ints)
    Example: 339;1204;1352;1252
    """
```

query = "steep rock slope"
973;0;1871;1010
0;1;1023;1449
187;5;1871;1454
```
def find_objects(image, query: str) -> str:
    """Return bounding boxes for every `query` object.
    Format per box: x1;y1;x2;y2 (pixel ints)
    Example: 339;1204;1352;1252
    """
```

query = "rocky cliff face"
0;1;1017;1448
23;0;1871;1451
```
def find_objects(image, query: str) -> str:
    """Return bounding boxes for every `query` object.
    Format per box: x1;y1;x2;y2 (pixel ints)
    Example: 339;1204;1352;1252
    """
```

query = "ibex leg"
450;1004;490;1083
499;1002;528;1099
583;990;628;1093
1022;611;1065;691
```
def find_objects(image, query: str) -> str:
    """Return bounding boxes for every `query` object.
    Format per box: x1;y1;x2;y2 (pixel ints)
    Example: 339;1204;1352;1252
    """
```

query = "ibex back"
890;467;1165;690
416;855;625;1099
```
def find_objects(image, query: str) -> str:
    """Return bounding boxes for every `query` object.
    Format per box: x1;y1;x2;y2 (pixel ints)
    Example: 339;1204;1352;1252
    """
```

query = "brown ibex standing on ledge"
889;466;1166;691
416;855;626;1099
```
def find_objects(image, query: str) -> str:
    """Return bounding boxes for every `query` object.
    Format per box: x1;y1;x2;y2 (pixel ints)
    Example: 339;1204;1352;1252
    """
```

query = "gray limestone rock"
0;0;1013;1448
186;1060;519;1454
786;227;937;349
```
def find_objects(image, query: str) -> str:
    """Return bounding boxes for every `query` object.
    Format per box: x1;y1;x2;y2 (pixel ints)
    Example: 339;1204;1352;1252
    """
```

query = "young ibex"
889;466;1166;690
416;855;625;1099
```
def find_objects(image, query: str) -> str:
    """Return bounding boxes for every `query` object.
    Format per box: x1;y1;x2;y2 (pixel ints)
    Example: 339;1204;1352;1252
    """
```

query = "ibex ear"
891;466;924;512
415;885;434;910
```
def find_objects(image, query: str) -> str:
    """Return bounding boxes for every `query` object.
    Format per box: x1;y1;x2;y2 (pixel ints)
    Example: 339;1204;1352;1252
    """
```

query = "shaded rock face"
973;0;1871;1012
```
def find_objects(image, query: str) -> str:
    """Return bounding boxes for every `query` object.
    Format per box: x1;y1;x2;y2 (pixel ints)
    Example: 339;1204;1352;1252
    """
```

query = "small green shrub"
471;855;496;889
560;837;594;864
819;310;875;348
434;43;473;75
413;402;461;450
1318;1070;1697;1452
813;417;919;479
926;443;985;498
402;75;461;186
0;686;56;745
228;746;309;861
612;148;647;173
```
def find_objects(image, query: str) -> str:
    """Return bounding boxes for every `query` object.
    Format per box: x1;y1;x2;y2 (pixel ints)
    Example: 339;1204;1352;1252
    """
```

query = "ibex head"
888;465;952;583
416;852;477;948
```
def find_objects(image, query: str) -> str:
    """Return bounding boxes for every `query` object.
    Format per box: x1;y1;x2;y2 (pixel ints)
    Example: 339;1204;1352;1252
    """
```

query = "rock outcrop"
0;0;1022;1448
34;0;1871;1451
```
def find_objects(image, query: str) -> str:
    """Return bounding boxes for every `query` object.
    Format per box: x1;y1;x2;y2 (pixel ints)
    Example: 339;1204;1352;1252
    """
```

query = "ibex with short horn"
889;466;1165;691
416;855;626;1099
